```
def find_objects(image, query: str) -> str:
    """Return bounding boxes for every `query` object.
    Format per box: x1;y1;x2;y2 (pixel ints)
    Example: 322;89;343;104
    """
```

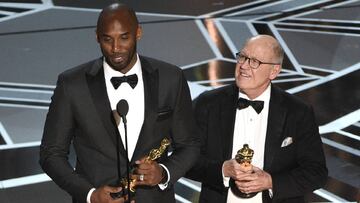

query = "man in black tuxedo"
186;35;327;203
39;3;199;203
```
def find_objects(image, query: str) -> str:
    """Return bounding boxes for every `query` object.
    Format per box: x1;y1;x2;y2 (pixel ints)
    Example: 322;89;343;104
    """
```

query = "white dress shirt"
104;54;145;160
224;84;271;203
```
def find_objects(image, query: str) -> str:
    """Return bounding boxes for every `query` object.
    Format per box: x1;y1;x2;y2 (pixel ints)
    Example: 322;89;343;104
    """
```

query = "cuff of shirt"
158;163;170;190
222;162;230;187
268;189;273;198
86;188;96;203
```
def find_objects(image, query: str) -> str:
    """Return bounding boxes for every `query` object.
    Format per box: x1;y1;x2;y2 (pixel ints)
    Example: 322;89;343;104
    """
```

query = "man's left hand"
134;157;163;186
235;166;272;194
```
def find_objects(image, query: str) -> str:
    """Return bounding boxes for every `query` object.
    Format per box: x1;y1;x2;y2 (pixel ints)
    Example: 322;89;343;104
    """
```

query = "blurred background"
0;0;359;202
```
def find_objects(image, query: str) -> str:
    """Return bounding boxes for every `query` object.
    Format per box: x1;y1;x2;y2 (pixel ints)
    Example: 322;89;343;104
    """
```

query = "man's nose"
112;40;122;53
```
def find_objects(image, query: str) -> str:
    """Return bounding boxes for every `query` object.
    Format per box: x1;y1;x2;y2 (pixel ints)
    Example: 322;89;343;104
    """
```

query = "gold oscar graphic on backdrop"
229;144;258;198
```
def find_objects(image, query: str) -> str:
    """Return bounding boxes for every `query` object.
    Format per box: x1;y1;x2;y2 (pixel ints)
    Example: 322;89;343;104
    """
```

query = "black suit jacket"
40;56;199;203
186;84;327;203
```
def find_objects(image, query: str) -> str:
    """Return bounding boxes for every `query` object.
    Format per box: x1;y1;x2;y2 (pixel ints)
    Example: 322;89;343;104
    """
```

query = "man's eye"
102;37;112;42
250;58;259;64
121;35;129;40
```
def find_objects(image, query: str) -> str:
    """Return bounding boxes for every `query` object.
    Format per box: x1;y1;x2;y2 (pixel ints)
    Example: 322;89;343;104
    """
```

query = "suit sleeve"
39;74;93;202
161;71;200;185
271;106;328;199
186;93;225;191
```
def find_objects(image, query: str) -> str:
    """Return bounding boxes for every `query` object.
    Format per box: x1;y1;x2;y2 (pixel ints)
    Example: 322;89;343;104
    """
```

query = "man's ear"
269;64;281;80
95;30;100;43
136;26;142;40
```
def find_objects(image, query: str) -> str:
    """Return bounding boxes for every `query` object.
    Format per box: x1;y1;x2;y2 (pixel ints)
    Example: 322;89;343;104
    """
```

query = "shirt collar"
239;84;271;104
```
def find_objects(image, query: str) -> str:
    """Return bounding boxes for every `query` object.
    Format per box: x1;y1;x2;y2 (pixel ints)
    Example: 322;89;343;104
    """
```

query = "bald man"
40;3;199;203
186;35;327;203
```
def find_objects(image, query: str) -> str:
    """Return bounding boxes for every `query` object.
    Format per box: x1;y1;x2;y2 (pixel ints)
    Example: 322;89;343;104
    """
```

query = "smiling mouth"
112;56;125;63
240;72;251;78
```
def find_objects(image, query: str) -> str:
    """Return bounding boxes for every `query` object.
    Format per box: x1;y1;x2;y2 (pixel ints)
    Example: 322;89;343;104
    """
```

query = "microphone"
117;99;128;124
113;99;131;202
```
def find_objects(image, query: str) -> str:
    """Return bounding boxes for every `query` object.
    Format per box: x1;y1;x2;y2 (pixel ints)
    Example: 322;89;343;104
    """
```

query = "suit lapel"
131;57;158;163
221;84;239;160
263;84;287;171
86;59;127;157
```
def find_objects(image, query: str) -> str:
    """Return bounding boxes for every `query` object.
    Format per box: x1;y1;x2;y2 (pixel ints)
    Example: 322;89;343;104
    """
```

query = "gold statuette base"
229;178;258;198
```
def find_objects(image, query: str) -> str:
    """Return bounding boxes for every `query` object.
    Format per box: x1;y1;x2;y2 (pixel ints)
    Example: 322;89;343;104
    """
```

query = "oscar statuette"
229;144;258;198
119;138;171;198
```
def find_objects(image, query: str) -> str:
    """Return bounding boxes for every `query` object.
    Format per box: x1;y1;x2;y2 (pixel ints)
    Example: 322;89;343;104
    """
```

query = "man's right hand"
90;186;134;203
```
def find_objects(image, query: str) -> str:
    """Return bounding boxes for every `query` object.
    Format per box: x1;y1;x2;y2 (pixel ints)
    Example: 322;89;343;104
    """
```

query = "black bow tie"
237;97;264;114
110;74;138;89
